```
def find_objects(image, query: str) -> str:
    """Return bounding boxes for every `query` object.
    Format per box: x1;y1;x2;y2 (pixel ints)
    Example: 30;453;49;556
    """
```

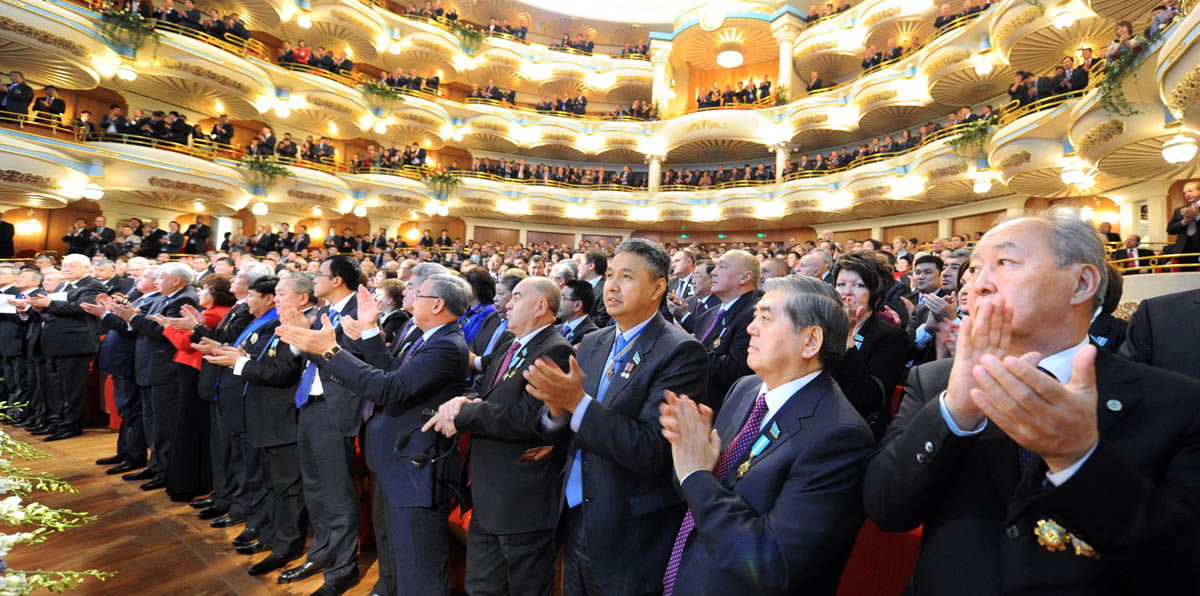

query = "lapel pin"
711;337;721;349
1035;519;1068;552
1106;399;1122;412
249;332;258;345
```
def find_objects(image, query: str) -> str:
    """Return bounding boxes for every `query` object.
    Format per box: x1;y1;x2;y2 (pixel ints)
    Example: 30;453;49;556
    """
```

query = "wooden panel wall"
883;221;938;243
952;210;1005;238
832;229;870;245
687;59;780;111
527;231;574;247
473;226;520;247
632;227;814;245
581;234;622;247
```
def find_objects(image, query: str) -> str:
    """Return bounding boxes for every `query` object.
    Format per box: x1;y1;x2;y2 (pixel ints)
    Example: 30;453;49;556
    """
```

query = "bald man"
691;250;759;414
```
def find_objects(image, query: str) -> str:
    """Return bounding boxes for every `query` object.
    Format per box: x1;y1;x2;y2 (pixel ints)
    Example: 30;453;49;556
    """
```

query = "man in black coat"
62;217;92;255
557;279;598;346
291;225;311;253
87;215;116;258
25;254;105;441
526;239;708;596
425;277;573;596
0;212;13;258
139;219;166;258
1166;179;1200;265
1119;287;1200;381
33;86;66;121
0;266;27;417
184;215;210;254
1;71;34;118
210;115;234;145
580;250;610;328
1109;234;1155;274
1054;56;1089;93
691;251;758;414
863;211;1200;596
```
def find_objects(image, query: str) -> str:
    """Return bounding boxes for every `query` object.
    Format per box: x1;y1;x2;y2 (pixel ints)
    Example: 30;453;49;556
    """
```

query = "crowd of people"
379;69;442;95
803;0;852;23
277;41;354;76
3;204;1198;596
399;0;459;22
349;141;428;173
465;158;646;188
695;76;775;109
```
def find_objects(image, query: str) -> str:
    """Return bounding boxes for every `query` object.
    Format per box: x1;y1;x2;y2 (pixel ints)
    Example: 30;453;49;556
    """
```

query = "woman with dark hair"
459;267;497;343
419;229;435;248
831;253;911;437
160;273;236;501
861;238;883;251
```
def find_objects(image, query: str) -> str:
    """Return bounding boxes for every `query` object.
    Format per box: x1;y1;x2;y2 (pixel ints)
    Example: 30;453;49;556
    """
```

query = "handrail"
452;169;646;191
0;110;86;140
464;96;654;121
278;61;362;88
485;29;530;45
683;93;776;116
1109;253;1200;273
994;80;1096;127
153;19;269;61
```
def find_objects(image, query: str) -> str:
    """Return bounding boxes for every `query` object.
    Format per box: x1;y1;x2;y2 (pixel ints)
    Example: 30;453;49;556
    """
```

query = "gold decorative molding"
148;176;231;198
1167;65;1200;115
596;208;625;217
794;41;837;61
543;133;575;142
0;16;91;58
393;112;440;127
605;138;638;146
660;208;689;217
551;69;583;79
458;196;496;208
993;6;1045;47
853;185;891;199
615;75;652;85
1;169;59;190
379;194;426;207
530;203;563;214
308;97;354;114
481;54;520;67
857;90;898;107
862;6;902;28
924;50;971;75
1075;119;1125;156
925;163;969;180
723;206;754;216
997;150;1032;170
796;114;829;126
286;189;337;203
158;58;250;93
471;121;508;133
683;119;728;133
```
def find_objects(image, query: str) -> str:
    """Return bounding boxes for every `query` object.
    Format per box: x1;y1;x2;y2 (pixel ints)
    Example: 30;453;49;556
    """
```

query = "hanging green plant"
239;156;295;193
454;23;484;55
1097;27;1163;117
949;119;994;161
774;85;789;106
423;168;461;198
360;79;403;104
98;7;157;56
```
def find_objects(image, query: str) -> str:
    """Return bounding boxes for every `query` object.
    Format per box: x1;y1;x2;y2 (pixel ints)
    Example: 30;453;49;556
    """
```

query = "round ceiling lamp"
1162;134;1198;164
715;29;744;69
251;201;269;216
1060;162;1087;185
352;204;367;217
972;178;992;194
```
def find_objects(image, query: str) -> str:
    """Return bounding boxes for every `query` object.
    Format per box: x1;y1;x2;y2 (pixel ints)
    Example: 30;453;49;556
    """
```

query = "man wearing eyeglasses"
276;273;471;596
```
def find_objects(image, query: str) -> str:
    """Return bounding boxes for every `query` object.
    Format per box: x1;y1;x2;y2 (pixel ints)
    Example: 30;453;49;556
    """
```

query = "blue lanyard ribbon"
234;308;278;348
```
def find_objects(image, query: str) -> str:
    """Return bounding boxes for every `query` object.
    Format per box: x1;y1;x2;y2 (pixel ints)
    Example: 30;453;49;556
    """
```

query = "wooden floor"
5;426;381;596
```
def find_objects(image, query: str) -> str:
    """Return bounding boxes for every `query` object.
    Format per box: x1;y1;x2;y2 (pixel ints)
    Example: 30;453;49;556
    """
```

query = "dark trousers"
386;502;449;596
370;474;396;596
2;357;25;418
27;357;53;426
260;442;306;554
465;524;555;596
111;376;146;465
561;506;606;596
46;354;92;431
141;382;179;481
232;432;270;530
297;400;359;582
209;403;236;512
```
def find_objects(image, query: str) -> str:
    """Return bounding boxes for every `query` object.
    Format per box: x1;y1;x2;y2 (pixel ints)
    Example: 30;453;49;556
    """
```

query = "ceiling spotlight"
273;104;291;118
328;122;339;135
973;61;993;76
715;29;745;69
716;50;743;69
436;204;449;217
972;178;992;194
312;206;323;216
1052;11;1076;29
339;198;356;212
251;201;269;216
1162;134;1199;164
82;183;104;200
352;204;367;217
451;129;464;142
296;14;312;29
116;63;137;81
373;121;387;134
1060;163;1087;185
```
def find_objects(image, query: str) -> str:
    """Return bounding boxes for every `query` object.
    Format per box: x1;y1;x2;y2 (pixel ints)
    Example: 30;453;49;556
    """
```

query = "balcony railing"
463;96;655;122
153;20;270;61
278;62;363;88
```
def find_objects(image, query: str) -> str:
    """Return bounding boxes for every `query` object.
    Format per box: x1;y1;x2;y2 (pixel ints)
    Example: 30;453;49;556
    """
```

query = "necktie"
561;325;573;342
1018;367;1059;476
491;340;521;387
566;331;633;508
698;307;726;344
1131;249;1138;269
663;392;769;595
482;318;508;356
294;308;339;408
1188;204;1198;236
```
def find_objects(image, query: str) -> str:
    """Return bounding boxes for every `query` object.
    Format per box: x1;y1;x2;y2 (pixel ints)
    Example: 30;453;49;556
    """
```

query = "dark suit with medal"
236;317;307;556
863;350;1200;595
691;292;756;415
457;325;573;596
681;293;720;334
38;275;105;435
470;311;512;360
670;374;874;595
193;302;255;515
318;322;469;596
544;313;708;596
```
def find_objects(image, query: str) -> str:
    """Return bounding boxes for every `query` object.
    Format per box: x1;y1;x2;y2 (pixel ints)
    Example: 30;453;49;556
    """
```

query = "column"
871;226;884;240
771;17;802;99
1145;193;1169;244
647;156;663;191
772;142;790;182
650;40;672;112
938;218;952;239
518;228;528;245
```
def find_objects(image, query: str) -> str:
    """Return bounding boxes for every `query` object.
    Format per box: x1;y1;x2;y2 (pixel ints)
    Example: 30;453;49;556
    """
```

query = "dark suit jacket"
543;313;708;595
0;285;26;357
300;296;365;436
457;325;573;533
681;293;720;334
1119;288;1200;381
129;285;199;386
96;290;148;378
184;223;210;253
236;319;304;448
469;311;512;358
102;275;135;296
38;276;105;356
2;82;33;114
691;292;756;413
673;374;874;595
559;316;597;346
863;351;1200;595
1110;247;1155;273
1166;206;1200;255
587;278;611;328
378;309;411;346
322;322;469;507
0;219;13;258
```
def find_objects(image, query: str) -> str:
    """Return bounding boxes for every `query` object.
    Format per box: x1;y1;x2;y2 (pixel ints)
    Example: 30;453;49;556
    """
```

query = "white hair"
159;262;195;284
62;254;90;267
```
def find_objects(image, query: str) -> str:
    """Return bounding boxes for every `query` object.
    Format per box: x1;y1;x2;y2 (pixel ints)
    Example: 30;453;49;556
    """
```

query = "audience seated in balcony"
72;110;95;139
1052;56;1089;94
1079;46;1104;73
535;93;588;116
551;33;595;54
805;0;850;23
1146;2;1179;37
32;85;65;123
404;0;457;20
696;76;773;108
608;100;657;120
934;0;991;29
468;80;516;106
209;114;233;146
806;71;827;92
468;158;646;188
619;41;649;57
383;69;440;94
486;17;528;40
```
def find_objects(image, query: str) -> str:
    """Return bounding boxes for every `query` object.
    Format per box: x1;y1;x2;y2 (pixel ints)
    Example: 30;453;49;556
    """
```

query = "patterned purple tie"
697;306;726;344
491;340;522;388
663;391;769;596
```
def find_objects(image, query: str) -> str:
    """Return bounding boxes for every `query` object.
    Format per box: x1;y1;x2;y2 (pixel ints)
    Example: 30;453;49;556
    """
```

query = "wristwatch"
321;344;342;361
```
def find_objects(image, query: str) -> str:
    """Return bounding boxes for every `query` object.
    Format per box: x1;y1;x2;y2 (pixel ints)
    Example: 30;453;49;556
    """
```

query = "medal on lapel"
620;361;634;379
267;337;279;358
249;332;259;345
711;336;721;349
1035;519;1100;559
853;333;864;350
737;436;771;478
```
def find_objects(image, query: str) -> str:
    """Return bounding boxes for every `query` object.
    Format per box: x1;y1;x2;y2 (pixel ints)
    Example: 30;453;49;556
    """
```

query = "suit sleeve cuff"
232;356;250;376
939;391;987;436
361;326;381;340
1045;441;1098;487
679;468;712;485
569;395;594;432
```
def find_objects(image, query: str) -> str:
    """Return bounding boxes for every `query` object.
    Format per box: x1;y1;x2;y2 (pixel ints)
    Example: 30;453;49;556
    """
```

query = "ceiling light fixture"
714;29;745;69
973;61;993;76
1162;134;1198;164
82;183;104;200
251;201;269;216
1052;11;1076;29
972;178;992;194
116;63;137;81
352;204;367;217
296;14;312;29
1060;162;1087;185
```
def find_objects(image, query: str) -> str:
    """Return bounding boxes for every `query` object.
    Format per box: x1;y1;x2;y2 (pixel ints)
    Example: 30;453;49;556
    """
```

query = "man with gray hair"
550;261;577;288
865;209;1200;594
659;275;874;595
275;270;471;596
25;253;106;441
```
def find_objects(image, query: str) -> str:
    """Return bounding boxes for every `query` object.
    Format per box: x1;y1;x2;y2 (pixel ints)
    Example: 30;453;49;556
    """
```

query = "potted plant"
98;3;157;55
239;155;295;194
423;167;461;198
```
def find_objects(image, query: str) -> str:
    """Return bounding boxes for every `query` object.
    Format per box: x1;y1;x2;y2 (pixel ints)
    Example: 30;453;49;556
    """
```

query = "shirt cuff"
361;326;381;340
678;313;690;323
232;356;251;375
914;324;932;347
569;395;594;432
1045;441;1098;487
679;468;711;485
289;344;301;356
939;390;987;436
473;356;482;371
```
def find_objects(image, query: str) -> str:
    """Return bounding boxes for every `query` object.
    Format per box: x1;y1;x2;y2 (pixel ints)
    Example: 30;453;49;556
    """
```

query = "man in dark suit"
0;212;13;258
93;259;134;295
424;277;573;596
1166;179;1200;265
61;218;91;256
110;262;198;489
860;46;883;69
277;273;471;596
864;210;1200;595
26;254;105;441
32;85;66;122
272;256;365;596
254;226;277;257
1119;287;1200;381
470;272;519;363
1;71;33;118
0;266;26;418
558;279;599;345
807;71;825;92
292;225;311;253
184;215;210;254
207;275;310;576
660;275;874;596
668;248;697;301
580;250;610;328
210;114;234;145
88;215;116;258
525;238;708;596
2;269;41;423
1053;56;1088;94
690;251;758;414
1109;234;1155;274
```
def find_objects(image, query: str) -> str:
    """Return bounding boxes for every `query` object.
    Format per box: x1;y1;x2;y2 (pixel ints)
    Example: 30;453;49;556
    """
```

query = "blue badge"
633;352;641;365
769;421;780;438
749;435;770;457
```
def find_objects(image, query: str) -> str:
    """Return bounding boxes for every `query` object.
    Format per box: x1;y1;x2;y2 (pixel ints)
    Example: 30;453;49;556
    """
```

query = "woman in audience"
1106;20;1136;59
459;268;497;344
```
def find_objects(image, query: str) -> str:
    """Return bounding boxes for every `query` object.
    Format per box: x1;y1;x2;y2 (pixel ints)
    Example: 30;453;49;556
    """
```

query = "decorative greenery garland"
774;86;790;107
97;7;157;55
453;23;483;55
949;119;994;161
239;156;295;192
360;79;404;104
1098;26;1163;117
423;168;461;198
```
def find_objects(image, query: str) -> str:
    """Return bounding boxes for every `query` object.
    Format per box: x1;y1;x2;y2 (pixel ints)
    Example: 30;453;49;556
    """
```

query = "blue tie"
566;330;630;508
294;308;339;408
561;324;573;342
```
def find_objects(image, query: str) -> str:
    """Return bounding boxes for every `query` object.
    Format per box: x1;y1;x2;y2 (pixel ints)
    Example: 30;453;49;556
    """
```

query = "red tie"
491;340;522;387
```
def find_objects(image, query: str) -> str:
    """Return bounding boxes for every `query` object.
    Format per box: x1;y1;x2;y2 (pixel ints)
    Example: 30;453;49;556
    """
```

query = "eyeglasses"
415;294;441;300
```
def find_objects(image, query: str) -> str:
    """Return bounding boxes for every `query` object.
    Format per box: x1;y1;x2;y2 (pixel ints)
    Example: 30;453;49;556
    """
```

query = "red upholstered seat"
836;520;922;596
